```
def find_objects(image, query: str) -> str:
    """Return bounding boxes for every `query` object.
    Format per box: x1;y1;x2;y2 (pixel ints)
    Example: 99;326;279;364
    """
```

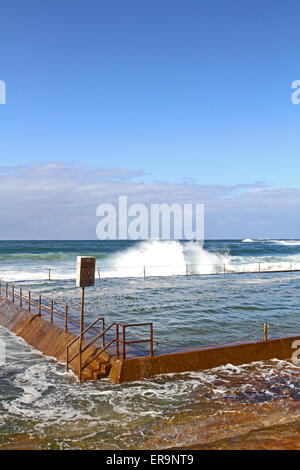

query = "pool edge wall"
1;297;299;384
115;335;300;383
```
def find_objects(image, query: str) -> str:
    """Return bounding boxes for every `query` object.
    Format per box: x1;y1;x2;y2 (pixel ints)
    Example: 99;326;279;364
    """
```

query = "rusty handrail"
0;280;103;336
120;322;153;360
68;322;116;370
82;317;105;336
1;280;155;379
66;316;106;370
67;320;154;377
81;339;116;372
81;321;113;355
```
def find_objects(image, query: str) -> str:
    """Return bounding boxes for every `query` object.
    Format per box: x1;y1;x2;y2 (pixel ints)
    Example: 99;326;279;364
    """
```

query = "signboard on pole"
76;256;96;288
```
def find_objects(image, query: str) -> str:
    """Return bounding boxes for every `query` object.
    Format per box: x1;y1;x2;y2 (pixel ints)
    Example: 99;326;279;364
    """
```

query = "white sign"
76;256;96;288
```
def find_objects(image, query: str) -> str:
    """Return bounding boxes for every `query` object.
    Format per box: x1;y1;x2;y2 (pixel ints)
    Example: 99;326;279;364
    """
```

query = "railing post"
79;287;85;383
150;323;153;357
12;285;15;303
65;305;68;332
264;323;268;342
186;264;188;276
116;324;119;357
51;299;54;324
143;266;146;279
122;325;126;360
5;282;8;298
38;295;42;316
98;267;100;279
290;261;292;271
258;262;261;273
223;264;226;275
28;291;31;312
102;318;105;349
48;268;51;281
20;288;22;307
66;346;69;372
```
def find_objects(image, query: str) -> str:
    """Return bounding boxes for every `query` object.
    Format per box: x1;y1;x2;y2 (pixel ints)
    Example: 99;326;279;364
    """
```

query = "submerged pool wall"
0;296;299;383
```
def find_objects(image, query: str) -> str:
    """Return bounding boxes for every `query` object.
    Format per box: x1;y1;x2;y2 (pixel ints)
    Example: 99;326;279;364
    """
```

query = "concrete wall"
1;297;299;384
0;298;108;381
113;335;300;383
0;297;78;360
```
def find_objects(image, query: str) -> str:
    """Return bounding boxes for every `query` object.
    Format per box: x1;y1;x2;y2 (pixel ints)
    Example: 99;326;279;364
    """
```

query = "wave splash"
2;239;300;281
105;240;229;277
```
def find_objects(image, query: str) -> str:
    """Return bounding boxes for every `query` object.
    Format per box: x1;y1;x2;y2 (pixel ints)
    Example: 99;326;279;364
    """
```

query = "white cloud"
0;162;299;239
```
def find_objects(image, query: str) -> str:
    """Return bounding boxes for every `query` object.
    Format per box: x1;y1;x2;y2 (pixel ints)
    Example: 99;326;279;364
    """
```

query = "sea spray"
1;239;300;280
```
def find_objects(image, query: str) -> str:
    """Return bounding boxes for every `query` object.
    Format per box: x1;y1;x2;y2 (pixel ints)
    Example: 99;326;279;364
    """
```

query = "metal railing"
0;279;101;335
2;278;299;384
66;317;106;367
7;260;300;281
120;322;153;359
0;279;154;381
66;318;153;381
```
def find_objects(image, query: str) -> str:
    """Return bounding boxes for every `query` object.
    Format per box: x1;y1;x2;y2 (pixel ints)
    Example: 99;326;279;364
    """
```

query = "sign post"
76;256;96;382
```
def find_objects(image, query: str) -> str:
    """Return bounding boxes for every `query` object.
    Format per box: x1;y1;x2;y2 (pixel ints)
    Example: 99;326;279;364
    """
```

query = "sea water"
0;239;299;449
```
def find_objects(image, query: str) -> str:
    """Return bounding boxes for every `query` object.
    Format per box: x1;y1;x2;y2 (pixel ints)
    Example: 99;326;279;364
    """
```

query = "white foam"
2;239;300;281
269;240;300;246
101;240;230;277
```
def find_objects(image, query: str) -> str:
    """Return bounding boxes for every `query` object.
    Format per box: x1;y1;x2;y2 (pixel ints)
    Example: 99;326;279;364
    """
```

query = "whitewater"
1;239;300;281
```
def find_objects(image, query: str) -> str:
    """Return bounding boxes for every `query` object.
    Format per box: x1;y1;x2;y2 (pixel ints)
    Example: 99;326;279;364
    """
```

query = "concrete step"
81;348;113;381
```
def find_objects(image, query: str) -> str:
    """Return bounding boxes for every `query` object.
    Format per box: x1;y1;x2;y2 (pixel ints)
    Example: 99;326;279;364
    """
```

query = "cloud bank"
0;162;299;239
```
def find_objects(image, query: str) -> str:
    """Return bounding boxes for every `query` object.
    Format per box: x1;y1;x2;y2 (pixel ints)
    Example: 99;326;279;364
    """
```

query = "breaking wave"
2;239;300;281
269;240;300;246
104;240;229;277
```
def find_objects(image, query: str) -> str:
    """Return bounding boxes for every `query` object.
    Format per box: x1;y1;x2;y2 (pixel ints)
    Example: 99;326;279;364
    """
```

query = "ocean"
0;239;299;449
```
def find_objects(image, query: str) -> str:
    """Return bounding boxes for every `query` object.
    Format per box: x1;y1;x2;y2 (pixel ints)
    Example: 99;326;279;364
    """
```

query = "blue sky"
1;1;300;238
